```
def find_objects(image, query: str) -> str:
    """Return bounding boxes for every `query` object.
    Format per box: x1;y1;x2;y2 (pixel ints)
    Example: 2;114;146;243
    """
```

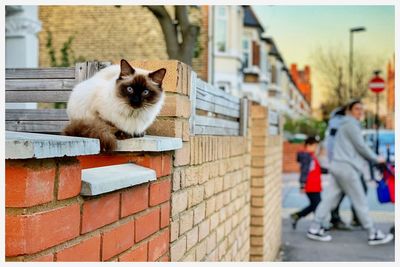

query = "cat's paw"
133;132;145;138
115;130;133;140
100;135;117;152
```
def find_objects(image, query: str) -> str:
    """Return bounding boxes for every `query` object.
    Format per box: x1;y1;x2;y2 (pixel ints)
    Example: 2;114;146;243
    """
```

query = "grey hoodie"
332;115;379;173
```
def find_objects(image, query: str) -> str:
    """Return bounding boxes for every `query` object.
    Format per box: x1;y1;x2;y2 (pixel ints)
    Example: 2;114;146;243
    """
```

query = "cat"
63;59;166;151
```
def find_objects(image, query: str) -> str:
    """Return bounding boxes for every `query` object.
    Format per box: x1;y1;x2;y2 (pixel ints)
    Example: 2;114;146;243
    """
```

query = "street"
281;172;395;262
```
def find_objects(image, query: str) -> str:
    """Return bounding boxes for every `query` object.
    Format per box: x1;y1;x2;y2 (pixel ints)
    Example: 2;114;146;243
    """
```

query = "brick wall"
5;153;172;262
5;60;283;262
169;136;251;261
38;6;208;80
249;104;283;261
282;141;302;173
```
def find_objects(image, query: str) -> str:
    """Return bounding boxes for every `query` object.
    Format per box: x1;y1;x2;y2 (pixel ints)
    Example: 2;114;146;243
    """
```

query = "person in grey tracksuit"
307;99;393;245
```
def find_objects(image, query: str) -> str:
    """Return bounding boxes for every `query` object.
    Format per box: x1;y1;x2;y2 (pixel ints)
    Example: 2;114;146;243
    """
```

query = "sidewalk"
281;173;395;262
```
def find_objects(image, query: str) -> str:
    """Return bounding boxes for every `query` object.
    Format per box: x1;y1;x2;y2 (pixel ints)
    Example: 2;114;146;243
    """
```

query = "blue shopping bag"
376;179;391;203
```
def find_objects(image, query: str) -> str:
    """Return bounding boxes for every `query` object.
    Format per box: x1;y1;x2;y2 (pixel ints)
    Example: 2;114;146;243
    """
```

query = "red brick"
78;155;139;169
6;161;55;207
139;155;163;178
6;204;80;256
148;229;169;261
56;235;100;261
57;162;81;200
149;179;171;206
121;184;148;217
135;208;160;242
160;202;170;228
81;193;120;234
162;154;172;176
31;253;54;262
158;254;169;262
119;242;148;262
102;220;135;261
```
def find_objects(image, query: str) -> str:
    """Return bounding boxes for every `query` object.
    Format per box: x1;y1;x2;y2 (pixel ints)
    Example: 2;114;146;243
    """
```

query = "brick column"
249;103;283;261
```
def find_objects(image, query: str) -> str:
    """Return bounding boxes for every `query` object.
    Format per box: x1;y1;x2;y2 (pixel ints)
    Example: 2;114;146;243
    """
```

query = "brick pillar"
249;103;283;261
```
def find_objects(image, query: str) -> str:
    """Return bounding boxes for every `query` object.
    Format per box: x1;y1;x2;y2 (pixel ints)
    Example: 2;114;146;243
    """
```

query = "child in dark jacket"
290;136;328;229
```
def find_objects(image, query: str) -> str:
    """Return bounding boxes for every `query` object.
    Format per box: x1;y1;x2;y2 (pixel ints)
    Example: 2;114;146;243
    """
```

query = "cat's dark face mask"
116;59;166;109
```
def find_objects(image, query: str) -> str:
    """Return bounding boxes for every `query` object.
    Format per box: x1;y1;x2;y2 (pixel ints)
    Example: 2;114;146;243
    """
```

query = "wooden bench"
6;61;248;136
6;61;110;133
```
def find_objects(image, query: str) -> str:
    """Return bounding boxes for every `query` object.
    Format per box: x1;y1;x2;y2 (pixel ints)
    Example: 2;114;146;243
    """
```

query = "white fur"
66;64;164;135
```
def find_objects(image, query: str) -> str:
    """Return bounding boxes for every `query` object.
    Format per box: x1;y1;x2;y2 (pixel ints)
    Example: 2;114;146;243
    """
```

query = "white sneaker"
368;230;394;246
307;228;332;242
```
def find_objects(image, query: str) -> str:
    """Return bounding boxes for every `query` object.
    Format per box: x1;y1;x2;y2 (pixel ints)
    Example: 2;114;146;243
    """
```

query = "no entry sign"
369;75;385;93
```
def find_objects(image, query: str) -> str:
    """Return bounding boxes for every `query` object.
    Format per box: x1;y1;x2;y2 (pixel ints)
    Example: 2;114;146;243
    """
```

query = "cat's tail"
62;119;117;152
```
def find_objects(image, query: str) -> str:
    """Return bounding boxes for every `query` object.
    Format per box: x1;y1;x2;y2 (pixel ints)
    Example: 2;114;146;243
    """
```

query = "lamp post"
349;26;366;99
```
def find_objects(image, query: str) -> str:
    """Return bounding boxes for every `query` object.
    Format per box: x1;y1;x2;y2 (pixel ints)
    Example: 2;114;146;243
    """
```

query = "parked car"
362;129;395;164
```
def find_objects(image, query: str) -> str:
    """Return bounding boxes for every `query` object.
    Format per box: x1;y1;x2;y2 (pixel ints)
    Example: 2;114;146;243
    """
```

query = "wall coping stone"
6;131;183;160
6;131;100;159
115;135;182;152
81;163;156;196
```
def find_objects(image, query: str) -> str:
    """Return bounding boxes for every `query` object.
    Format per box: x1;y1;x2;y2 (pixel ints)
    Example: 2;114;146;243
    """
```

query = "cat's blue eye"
127;87;134;94
142;89;149;96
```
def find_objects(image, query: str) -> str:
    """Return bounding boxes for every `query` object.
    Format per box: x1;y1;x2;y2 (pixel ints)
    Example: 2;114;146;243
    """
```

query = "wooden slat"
196;78;240;104
196;88;240;111
6;91;71;102
6;109;68;121
6;121;68;133
6;67;75;79
194;125;239;136
195;115;239;130
189;71;197;135
5;79;76;91
196;99;240;118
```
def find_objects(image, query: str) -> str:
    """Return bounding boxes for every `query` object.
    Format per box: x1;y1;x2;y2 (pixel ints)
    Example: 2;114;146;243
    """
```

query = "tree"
145;6;200;66
313;45;384;116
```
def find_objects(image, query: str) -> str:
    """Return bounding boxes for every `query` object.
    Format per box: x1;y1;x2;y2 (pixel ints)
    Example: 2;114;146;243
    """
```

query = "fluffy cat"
63;59;166;151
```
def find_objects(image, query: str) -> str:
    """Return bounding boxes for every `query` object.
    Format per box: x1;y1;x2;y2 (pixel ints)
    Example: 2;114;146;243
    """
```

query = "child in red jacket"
290;136;328;229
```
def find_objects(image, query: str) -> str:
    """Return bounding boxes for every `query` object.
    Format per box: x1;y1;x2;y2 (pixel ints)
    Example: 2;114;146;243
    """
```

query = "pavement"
281;172;395;262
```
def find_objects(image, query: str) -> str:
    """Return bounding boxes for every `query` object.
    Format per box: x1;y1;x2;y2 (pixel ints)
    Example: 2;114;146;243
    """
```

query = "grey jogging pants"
311;160;375;233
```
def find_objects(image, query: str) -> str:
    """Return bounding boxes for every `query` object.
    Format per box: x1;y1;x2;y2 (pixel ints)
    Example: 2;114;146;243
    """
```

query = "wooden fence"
6;61;248;136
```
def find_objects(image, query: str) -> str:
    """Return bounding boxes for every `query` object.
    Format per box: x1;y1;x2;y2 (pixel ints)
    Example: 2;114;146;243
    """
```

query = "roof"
243;6;264;32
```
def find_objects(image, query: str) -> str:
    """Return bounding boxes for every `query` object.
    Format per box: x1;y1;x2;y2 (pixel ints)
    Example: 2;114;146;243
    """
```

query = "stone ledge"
81;163;156;196
6;131;100;159
115;135;182;152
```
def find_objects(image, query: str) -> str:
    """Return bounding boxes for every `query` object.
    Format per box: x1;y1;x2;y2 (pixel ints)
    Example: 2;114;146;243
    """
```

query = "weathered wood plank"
6;67;75;79
5;79;76;91
194;125;239;136
195;115;239;130
239;98;249;136
6;91;71;102
189;71;197;135
6;120;68;133
196;99;240;118
6;109;68;121
196;78;240;104
196;88;240;110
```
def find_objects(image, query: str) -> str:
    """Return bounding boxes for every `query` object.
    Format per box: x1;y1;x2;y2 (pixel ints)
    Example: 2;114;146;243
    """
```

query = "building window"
215;6;228;52
242;37;251;68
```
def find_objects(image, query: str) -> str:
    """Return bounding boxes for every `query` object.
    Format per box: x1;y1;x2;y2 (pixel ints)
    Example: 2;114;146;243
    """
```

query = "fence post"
189;70;197;135
240;97;249;136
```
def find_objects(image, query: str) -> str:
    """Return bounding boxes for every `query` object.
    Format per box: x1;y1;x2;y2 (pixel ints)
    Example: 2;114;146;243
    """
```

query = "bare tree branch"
145;6;180;59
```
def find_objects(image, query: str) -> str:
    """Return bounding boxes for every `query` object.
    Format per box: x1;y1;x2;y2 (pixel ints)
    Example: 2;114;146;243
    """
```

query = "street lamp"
349;26;366;99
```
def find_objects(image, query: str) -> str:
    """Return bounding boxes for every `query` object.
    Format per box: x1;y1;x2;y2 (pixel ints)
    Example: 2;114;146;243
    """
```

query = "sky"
253;5;395;110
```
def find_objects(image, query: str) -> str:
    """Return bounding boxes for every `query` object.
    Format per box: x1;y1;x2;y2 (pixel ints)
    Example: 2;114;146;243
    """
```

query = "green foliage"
46;31;85;67
284;116;328;140
46;31;86;109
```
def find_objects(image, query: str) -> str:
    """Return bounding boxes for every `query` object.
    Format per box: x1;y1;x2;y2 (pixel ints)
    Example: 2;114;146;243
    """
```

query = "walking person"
307;99;393;245
290;136;328;229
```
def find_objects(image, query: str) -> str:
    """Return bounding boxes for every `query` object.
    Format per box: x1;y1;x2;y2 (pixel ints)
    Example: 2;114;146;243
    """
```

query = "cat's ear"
149;68;166;86
119;59;135;79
